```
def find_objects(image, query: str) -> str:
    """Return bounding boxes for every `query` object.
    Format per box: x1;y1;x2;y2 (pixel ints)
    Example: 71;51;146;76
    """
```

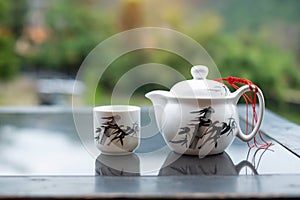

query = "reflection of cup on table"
93;105;140;155
95;154;140;176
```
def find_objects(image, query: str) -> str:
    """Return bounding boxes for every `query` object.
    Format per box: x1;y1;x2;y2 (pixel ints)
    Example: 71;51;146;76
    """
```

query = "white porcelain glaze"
146;66;265;156
93;105;140;155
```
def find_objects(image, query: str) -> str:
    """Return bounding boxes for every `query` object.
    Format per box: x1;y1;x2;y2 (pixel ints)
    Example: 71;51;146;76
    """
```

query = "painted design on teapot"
169;106;237;150
95;115;139;146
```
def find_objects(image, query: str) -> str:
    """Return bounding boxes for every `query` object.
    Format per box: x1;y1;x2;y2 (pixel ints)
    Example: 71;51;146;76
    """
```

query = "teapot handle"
233;85;265;142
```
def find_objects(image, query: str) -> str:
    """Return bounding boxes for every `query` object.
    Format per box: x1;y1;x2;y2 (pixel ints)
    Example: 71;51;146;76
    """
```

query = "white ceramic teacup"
93;105;140;155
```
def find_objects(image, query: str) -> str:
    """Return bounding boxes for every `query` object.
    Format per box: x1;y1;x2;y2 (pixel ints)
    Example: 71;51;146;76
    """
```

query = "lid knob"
191;65;208;80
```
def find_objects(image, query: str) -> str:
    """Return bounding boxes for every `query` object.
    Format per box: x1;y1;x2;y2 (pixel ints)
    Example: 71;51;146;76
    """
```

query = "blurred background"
0;0;300;123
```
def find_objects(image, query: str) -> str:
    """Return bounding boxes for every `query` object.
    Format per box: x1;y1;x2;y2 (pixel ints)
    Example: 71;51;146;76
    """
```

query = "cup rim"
93;105;140;112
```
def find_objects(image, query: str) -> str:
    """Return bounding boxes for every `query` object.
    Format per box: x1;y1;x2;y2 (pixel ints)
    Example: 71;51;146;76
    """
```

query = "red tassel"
215;76;273;149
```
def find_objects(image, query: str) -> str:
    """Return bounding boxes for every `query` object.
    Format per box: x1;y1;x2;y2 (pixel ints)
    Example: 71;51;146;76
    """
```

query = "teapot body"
160;97;239;156
146;66;265;156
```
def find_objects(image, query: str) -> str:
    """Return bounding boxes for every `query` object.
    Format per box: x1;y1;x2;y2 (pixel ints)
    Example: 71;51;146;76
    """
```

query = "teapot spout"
145;90;174;130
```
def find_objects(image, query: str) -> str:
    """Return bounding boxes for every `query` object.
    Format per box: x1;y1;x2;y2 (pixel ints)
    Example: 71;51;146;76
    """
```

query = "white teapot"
145;65;265;156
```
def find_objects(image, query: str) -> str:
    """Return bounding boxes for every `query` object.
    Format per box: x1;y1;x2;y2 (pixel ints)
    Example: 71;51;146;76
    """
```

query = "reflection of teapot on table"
146;65;265;156
95;153;140;176
158;152;258;176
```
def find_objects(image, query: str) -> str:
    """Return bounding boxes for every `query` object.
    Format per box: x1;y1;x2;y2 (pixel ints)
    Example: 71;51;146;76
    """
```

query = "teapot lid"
170;65;229;98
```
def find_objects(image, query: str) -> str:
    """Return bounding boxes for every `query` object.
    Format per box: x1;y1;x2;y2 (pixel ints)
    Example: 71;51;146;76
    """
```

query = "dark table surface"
0;106;300;199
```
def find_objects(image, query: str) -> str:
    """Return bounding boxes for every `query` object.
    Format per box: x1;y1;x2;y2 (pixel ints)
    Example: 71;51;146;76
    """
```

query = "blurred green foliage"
0;33;19;80
0;0;299;112
205;34;300;103
0;1;23;80
27;0;115;74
